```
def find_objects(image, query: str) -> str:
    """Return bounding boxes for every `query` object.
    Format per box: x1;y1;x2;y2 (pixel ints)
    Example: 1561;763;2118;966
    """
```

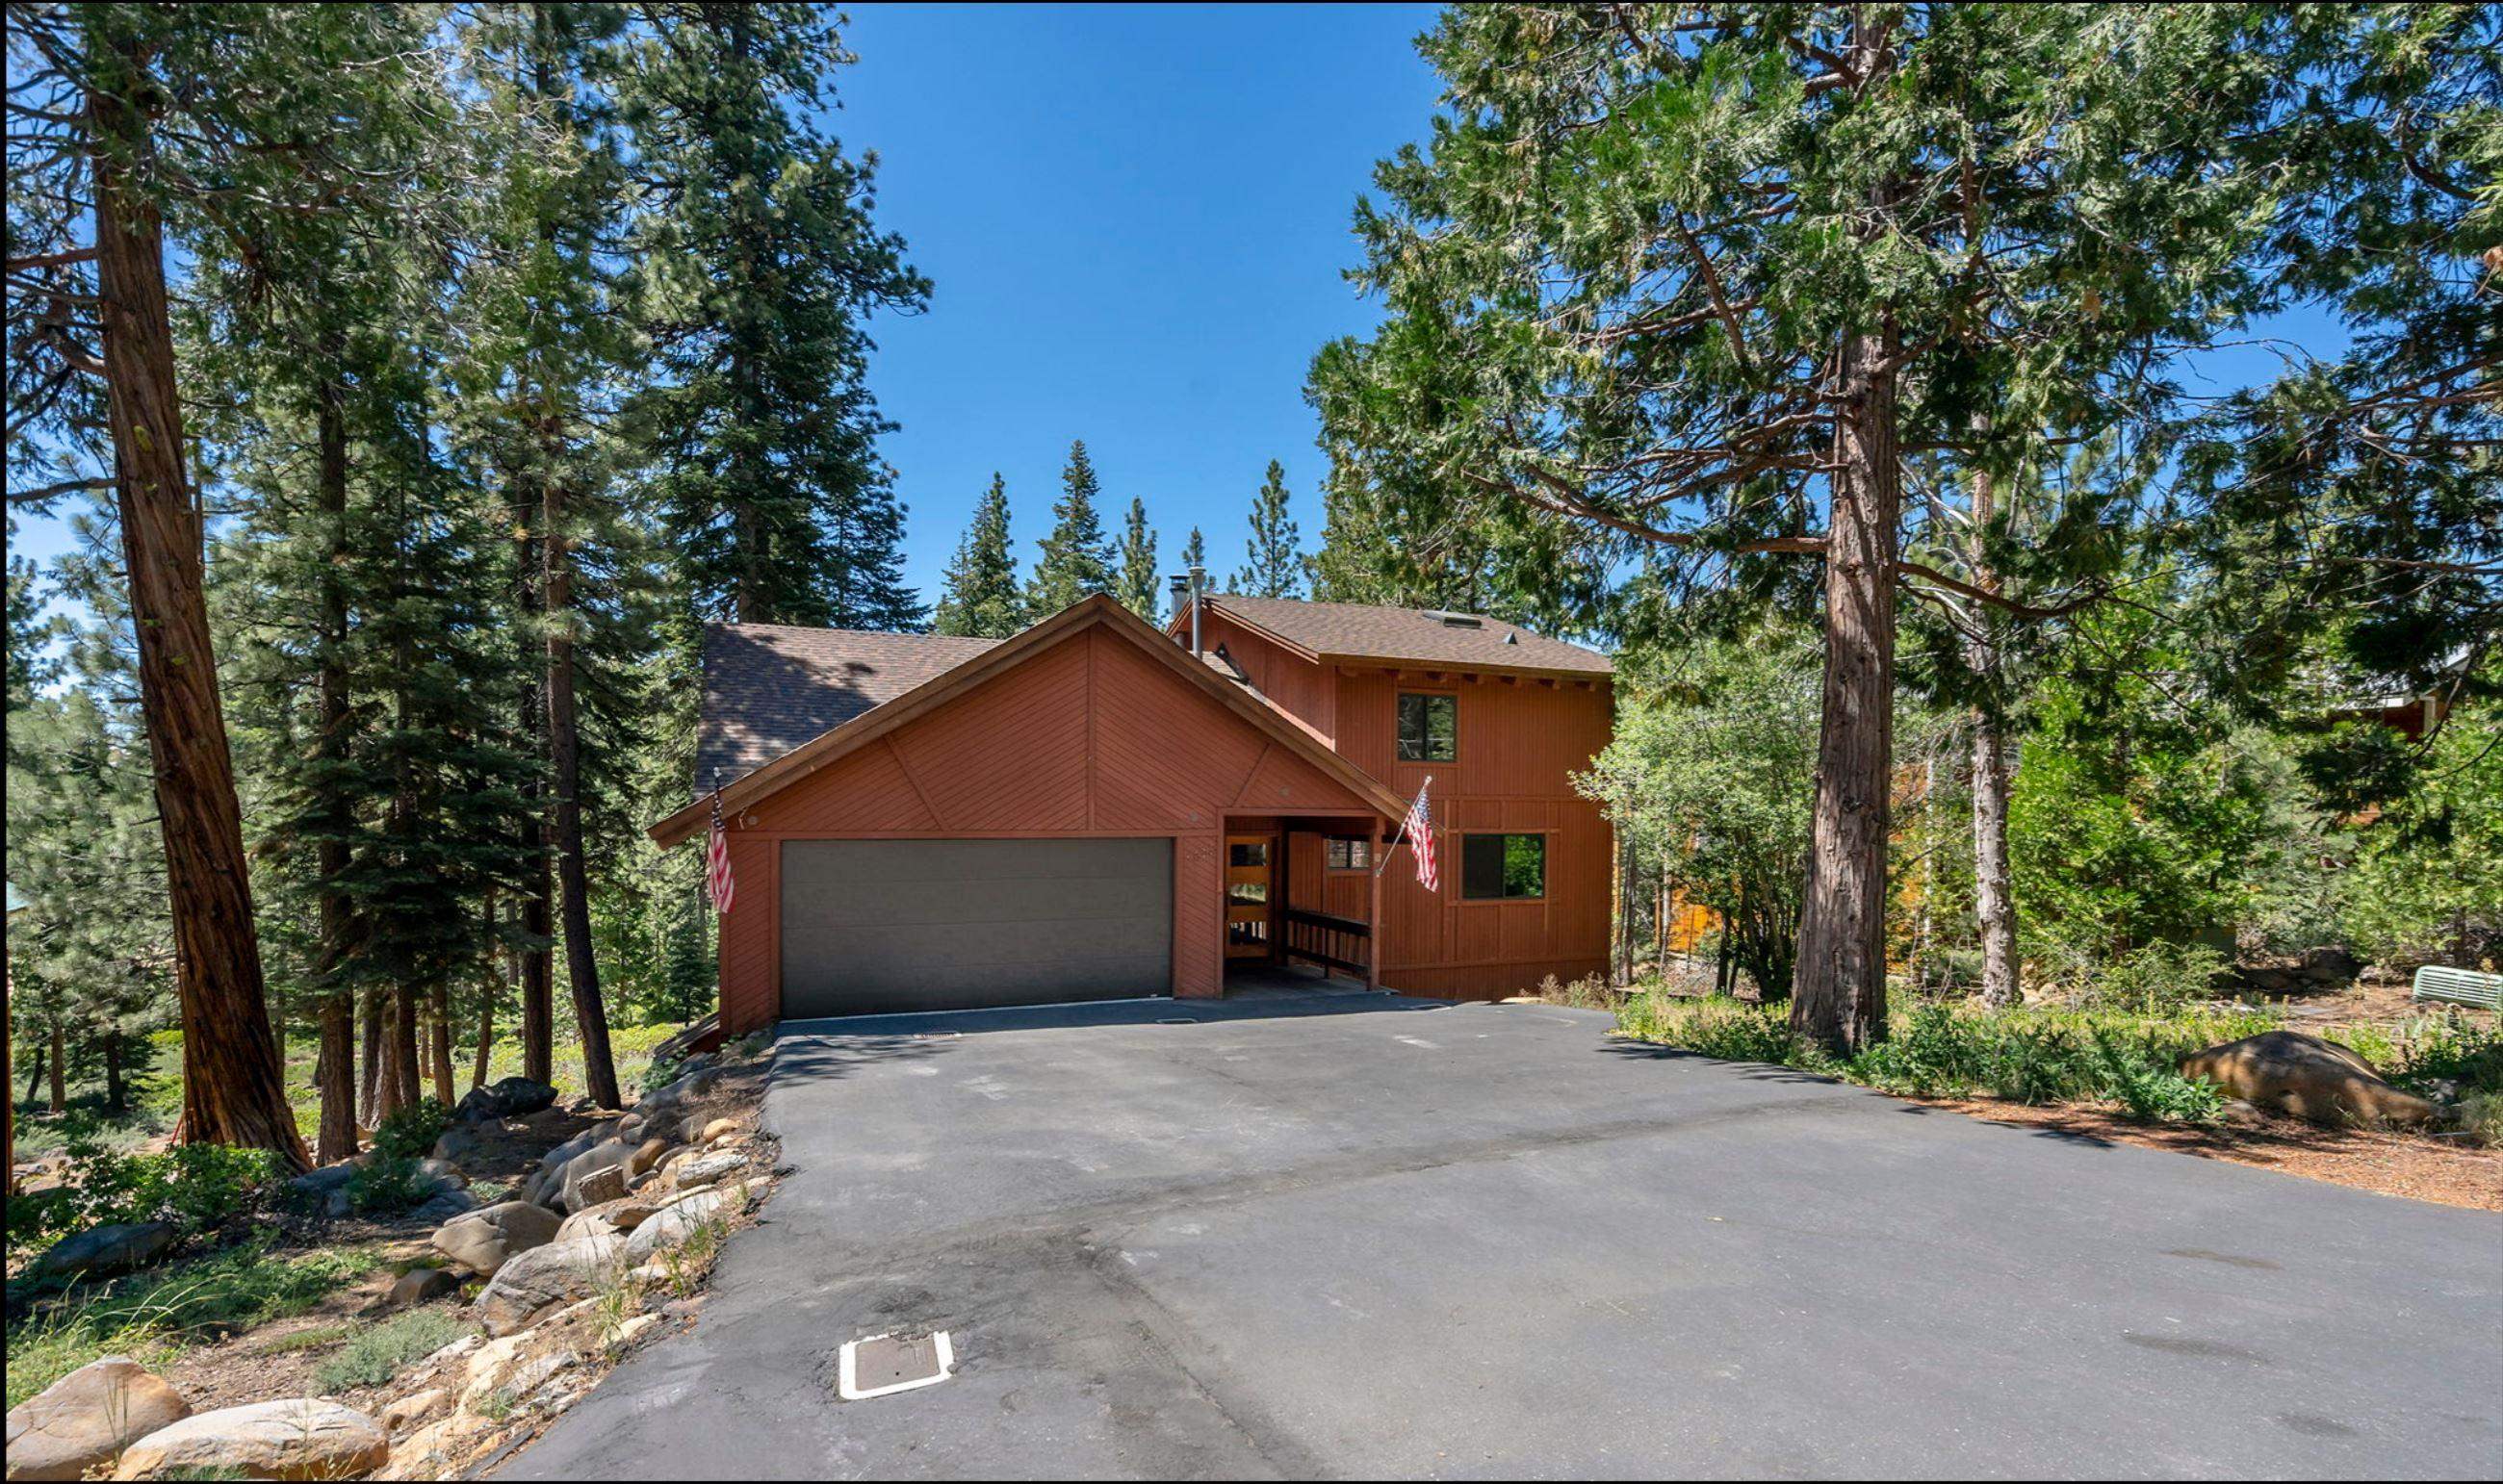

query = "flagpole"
1375;773;1432;880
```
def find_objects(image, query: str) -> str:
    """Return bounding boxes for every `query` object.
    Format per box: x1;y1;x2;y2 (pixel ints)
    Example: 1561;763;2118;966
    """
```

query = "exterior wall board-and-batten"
1191;603;1614;1000
690;606;1392;1035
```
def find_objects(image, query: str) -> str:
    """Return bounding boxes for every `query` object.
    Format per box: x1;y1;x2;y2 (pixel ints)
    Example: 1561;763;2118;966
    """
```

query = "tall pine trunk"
542;480;621;1110
312;373;359;1163
357;987;384;1126
391;987;422;1113
428;986;455;1107
1964;454;2021;1009
1791;315;1901;1056
514;517;555;1086
87;37;307;1168
47;1024;66;1113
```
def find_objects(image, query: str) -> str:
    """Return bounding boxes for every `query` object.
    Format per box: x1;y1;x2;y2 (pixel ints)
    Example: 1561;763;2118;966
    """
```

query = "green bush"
2078;940;2228;1014
1615;993;1804;1064
369;1098;452;1161
345;1155;431;1216
9;1140;281;1253
312;1308;465;1393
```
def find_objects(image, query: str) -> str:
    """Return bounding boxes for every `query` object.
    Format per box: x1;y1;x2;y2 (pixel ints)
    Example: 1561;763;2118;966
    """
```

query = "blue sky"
823;1;1446;602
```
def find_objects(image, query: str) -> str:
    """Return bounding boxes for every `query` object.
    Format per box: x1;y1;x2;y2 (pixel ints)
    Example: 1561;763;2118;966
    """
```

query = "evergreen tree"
1026;441;1114;614
934;474;1025;638
1116;498;1160;619
624;2;929;630
1231;460;1307;599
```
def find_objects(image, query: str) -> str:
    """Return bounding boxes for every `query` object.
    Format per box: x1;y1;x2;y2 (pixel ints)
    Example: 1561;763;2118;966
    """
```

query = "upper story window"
1325;835;1372;871
1397;692;1457;762
1460;832;1545;901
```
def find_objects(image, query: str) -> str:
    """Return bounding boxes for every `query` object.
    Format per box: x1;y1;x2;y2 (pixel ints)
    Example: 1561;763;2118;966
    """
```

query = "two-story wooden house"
652;591;1613;1034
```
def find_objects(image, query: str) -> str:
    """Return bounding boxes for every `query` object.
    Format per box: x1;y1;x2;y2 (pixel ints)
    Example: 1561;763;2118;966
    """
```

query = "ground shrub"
4;1236;379;1408
2077;940;2228;1014
312;1308;465;1394
345;1155;431;1216
1616;993;1807;1065
369;1098;452;1161
9;1140;280;1256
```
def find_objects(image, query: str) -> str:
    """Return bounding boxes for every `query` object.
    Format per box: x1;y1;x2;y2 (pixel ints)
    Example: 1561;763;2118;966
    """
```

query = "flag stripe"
1403;780;1437;893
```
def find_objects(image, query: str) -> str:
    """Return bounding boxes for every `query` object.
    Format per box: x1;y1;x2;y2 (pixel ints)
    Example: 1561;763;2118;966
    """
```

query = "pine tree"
1026;441;1114;614
934;474;1025;637
1116;498;1160;619
625;2;929;630
1232;460;1306;598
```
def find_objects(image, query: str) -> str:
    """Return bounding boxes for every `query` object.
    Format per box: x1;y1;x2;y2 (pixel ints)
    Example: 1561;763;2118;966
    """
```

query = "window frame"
1324;835;1373;872
1458;831;1548;903
1396;691;1458;763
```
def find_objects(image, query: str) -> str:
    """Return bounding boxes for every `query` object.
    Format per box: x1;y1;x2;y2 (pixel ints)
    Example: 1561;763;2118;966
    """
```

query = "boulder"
670;1150;747;1190
626;1137;673;1178
2299;945;2362;984
428;1123;487;1166
287;1163;358;1200
5;1357;190;1481
110;1398;387;1482
408;1188;481;1225
387;1267;461;1306
28;1222;177;1282
456;1076;559;1124
2180;1031;2439;1128
378;1388;444;1432
431;1200;561;1277
555;1198;655;1245
415;1157;468;1190
625;1185;740;1260
470;1234;625;1337
555;1139;635;1213
698;1116;740;1145
378;1411;488;1482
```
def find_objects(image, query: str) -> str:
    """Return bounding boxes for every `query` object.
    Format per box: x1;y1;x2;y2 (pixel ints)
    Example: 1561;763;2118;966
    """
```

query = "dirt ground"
1913;1094;2502;1212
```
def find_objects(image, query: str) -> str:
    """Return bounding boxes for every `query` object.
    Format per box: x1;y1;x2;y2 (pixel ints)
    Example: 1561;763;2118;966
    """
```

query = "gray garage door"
780;838;1174;1019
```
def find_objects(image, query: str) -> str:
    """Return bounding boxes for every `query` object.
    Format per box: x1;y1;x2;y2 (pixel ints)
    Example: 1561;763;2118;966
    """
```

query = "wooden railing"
1282;908;1370;978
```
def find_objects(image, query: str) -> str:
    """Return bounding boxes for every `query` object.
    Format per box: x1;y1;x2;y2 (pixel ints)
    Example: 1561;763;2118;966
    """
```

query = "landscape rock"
110;1398;388;1482
415;1157;469;1190
625;1184;740;1260
428;1123;487;1166
670;1149;747;1190
387;1267;462;1306
626;1137;673;1177
608;1313;660;1346
555;1139;635;1212
287;1163;358;1200
408;1188;481;1225
431;1200;561;1276
470;1234;625;1336
5;1356;191;1481
457;1076;558;1124
2180;1031;2439;1128
376;1410;488;1481
29;1222;177;1282
555;1198;655;1245
378;1389;444;1432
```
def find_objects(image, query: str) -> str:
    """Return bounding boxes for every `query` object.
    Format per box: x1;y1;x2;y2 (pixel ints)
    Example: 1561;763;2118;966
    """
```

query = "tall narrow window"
1397;692;1457;762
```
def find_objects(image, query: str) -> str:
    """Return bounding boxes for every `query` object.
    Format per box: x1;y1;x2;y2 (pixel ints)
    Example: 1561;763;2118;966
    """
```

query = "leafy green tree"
1311;4;2366;1052
2337;688;2503;968
1026;441;1114;614
1232;461;1306;598
1116;498;1160;619
1578;636;1819;998
934;474;1026;638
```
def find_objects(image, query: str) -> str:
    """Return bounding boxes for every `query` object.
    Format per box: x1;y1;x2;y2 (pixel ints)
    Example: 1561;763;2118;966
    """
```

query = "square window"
1325;836;1372;871
1228;841;1269;869
1397;693;1457;762
1460;833;1545;901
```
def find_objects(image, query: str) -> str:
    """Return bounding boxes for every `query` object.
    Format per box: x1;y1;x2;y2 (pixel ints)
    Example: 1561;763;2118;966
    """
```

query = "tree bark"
391;986;422;1113
25;1038;46;1107
370;991;405;1123
311;373;361;1163
542;480;621;1110
513;516;555;1086
103;1030;126;1114
1791;315;1901;1057
1962;451;2022;1010
428;986;455;1106
86;43;307;1166
47;1024;67;1113
357;987;384;1127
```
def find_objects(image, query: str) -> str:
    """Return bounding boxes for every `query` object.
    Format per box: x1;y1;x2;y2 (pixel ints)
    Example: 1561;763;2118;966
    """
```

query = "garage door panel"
781;838;1174;1017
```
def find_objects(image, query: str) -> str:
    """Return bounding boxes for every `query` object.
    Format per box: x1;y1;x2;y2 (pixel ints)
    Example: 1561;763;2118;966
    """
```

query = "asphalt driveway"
507;993;2502;1479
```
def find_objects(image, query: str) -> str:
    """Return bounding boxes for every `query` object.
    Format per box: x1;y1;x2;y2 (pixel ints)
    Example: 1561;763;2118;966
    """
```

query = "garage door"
779;838;1174;1019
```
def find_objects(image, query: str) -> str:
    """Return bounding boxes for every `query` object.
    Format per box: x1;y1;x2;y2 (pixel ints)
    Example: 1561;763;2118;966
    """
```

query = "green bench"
2412;964;2502;1011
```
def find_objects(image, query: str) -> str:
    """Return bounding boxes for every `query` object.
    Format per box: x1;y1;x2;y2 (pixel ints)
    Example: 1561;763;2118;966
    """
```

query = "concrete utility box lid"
839;1331;955;1401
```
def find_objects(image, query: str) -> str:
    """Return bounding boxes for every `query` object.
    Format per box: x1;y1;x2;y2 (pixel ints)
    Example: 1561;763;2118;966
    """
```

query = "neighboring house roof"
697;623;1000;791
1187;594;1613;677
656;595;1408;846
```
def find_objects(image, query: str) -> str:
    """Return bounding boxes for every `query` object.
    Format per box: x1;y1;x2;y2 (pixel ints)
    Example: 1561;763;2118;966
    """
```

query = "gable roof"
1183;594;1613;678
696;623;1000;791
654;595;1407;847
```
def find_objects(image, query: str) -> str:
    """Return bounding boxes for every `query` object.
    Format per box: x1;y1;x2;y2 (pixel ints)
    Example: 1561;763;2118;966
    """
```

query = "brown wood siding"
712;624;1375;1032
1207;622;1615;999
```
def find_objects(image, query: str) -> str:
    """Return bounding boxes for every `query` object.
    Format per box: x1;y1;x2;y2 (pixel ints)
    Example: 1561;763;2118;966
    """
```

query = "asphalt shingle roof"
696;623;999;791
1200;594;1613;675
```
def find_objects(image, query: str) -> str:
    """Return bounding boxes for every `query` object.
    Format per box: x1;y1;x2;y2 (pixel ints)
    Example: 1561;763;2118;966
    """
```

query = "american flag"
707;792;735;915
1401;778;1437;892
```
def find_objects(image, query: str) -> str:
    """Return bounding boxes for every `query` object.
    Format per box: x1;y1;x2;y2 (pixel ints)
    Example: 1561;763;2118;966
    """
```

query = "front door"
1224;832;1277;959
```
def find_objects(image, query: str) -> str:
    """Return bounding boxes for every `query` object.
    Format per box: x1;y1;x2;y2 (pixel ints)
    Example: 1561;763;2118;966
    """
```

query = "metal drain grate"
1156;1016;1200;1025
839;1331;955;1401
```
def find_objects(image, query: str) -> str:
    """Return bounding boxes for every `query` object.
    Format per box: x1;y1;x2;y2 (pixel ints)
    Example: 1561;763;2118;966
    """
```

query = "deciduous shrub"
313;1308;464;1393
345;1155;431;1216
11;1140;280;1250
369;1097;452;1161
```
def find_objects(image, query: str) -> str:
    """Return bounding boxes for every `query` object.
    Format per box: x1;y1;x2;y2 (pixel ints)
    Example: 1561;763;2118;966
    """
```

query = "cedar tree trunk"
542;480;620;1109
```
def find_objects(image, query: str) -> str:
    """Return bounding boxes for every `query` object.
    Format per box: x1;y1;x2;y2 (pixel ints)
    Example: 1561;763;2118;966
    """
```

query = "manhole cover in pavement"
839;1331;955;1400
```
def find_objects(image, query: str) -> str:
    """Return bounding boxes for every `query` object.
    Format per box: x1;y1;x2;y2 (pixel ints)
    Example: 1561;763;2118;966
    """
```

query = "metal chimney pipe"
1188;565;1206;656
